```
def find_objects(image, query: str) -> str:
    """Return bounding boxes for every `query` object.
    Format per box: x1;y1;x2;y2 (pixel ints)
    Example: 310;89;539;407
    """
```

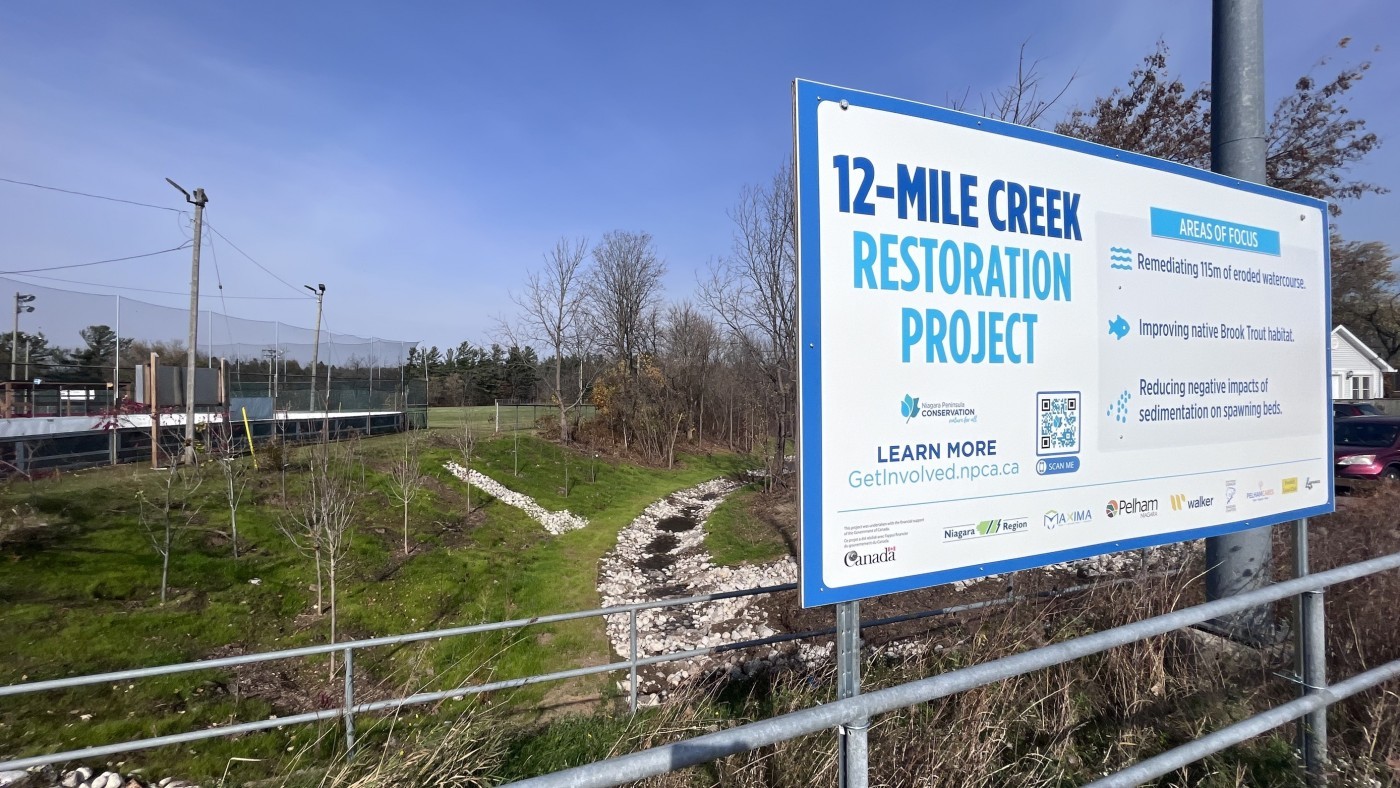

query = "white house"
1331;325;1394;400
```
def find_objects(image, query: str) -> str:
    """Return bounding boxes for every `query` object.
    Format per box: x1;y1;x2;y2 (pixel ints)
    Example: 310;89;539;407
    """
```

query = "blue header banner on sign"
1149;207;1282;256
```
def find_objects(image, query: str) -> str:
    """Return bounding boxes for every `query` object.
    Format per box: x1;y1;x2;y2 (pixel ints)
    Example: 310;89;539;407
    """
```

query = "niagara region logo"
900;394;919;422
944;517;1030;541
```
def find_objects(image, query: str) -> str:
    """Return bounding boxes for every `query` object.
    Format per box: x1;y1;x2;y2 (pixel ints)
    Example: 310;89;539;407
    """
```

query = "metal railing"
506;547;1400;788
0;570;1161;773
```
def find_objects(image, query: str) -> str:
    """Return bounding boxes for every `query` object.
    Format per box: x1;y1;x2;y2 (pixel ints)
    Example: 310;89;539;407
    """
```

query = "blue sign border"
794;78;1334;609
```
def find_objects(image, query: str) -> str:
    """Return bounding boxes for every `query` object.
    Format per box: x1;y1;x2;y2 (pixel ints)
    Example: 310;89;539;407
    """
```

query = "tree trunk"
556;355;569;442
160;525;171;605
314;549;324;615
227;475;239;560
402;497;409;554
327;559;338;680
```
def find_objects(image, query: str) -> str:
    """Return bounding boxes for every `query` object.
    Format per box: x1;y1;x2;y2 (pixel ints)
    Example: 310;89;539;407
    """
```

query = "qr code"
1037;392;1081;456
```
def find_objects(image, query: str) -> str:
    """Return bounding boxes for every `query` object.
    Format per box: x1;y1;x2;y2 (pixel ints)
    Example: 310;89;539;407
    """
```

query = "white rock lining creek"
441;463;1201;701
443;461;588;535
596;478;802;702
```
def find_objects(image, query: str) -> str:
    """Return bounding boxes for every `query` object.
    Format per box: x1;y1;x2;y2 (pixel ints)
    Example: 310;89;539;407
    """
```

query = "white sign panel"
794;80;1334;608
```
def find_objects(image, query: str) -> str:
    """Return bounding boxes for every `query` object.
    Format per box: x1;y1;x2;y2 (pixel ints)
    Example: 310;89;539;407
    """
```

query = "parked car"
1334;416;1400;481
1334;401;1384;418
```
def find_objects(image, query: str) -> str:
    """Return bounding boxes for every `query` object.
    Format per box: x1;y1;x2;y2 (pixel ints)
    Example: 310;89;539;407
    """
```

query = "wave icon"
1108;245;1133;270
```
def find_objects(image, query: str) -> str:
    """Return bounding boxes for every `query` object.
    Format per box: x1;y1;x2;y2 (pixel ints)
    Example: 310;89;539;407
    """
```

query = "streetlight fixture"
305;284;325;413
12;293;34;381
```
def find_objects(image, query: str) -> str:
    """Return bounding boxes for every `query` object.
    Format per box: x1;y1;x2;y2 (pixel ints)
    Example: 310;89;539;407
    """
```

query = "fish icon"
1108;315;1130;340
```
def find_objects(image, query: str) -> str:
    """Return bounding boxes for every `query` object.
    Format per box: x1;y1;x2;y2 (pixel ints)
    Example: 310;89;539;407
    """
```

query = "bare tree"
587;230;666;371
137;452;204;605
287;441;360;675
947;40;1076;127
662;302;719;445
454;423;477;513
502;237;590;442
387;431;424;554
1055;38;1383;212
211;427;249;559
701;164;797;486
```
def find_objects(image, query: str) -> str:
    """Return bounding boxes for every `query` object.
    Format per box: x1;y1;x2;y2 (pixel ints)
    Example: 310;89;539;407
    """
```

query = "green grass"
0;430;753;784
704;484;791;566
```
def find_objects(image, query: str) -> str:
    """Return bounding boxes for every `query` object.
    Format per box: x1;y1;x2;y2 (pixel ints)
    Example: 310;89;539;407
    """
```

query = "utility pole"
262;348;280;398
11;293;34;381
167;179;207;465
305;283;326;412
1207;0;1271;641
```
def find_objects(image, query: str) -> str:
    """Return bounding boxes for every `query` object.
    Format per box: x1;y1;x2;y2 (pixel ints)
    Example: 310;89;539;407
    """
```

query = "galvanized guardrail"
505;548;1400;788
0;571;1158;773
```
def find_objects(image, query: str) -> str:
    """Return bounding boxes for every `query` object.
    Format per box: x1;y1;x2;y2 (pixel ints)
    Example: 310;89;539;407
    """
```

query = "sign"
794;80;1334;608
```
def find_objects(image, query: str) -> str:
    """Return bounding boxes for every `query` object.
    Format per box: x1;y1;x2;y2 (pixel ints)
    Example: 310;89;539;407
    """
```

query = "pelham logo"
845;546;897;567
900;394;920;423
1106;497;1159;518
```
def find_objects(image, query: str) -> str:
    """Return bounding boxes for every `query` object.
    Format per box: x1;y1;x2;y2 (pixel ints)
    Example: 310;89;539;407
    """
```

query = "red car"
1335;416;1400;481
1334;402;1384;418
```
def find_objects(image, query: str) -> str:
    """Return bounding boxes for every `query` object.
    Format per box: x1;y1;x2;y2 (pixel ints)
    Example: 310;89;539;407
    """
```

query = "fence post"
836;600;867;788
343;647;356;757
1302;587;1327;784
1293;517;1327;784
629;609;639;714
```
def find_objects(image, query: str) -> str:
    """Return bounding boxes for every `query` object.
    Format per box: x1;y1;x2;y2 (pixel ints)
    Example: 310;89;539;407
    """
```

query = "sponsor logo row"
856;475;1319;567
946;475;1317;542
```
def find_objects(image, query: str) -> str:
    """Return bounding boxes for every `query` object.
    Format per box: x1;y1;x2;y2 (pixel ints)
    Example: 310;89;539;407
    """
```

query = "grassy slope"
0;431;751;784
703;485;789;566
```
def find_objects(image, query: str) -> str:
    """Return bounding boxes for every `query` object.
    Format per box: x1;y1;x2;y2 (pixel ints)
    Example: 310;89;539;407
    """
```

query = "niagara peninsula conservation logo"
900;394;977;424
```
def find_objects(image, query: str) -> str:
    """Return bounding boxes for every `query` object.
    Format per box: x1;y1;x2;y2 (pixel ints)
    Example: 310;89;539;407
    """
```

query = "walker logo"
1282;477;1299;494
944;517;1029;541
1043;509;1093;529
1169;494;1215;511
845;546;897;567
1106;497;1159;518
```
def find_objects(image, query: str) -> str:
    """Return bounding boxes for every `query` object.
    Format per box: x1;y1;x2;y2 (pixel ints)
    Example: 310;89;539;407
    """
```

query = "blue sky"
1;1;1396;351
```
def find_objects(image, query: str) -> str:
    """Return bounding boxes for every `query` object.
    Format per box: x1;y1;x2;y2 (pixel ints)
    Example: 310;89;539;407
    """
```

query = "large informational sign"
794;80;1334;608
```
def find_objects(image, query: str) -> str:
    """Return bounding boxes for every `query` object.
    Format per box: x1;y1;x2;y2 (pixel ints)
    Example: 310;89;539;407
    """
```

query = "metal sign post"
835;600;867;788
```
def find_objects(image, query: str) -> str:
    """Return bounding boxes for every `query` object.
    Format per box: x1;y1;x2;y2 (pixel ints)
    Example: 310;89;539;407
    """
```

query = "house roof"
1333;325;1397;373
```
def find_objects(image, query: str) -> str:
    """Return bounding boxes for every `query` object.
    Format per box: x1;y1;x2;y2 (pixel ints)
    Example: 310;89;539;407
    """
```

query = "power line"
202;220;312;298
0;244;190;274
203;223;240;379
0;272;307;299
0;176;182;212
